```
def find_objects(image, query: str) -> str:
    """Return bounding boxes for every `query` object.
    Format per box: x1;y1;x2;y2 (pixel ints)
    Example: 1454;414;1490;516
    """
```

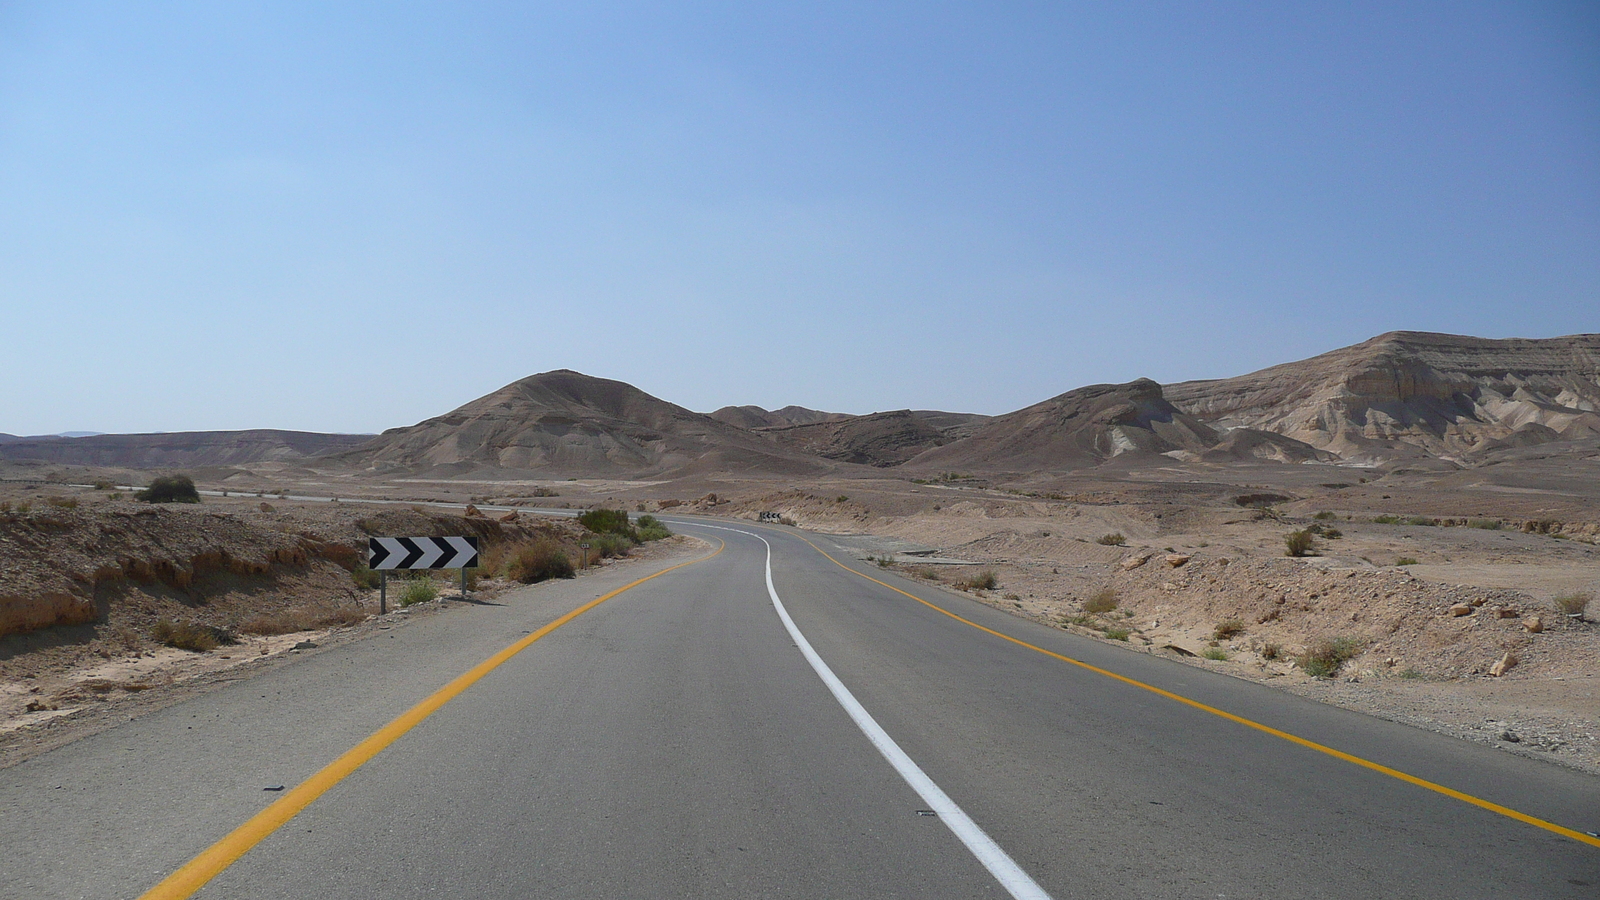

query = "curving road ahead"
2;517;1598;899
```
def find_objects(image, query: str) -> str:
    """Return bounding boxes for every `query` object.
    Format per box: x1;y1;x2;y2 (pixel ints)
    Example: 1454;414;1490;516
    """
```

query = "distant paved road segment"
1;518;1596;899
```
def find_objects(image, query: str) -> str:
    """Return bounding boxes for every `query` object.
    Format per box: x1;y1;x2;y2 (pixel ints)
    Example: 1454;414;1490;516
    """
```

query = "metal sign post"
580;542;591;568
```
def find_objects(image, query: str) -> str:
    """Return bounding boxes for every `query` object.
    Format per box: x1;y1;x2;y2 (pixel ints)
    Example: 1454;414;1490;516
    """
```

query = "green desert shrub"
1201;648;1230;661
1096;532;1126;546
588;532;634;559
1395;557;1419;566
351;565;381;590
635;514;672;542
137;474;201;504
578;508;636;538
400;577;439;606
1312;510;1336;520
1372;515;1401;524
1467;518;1502;530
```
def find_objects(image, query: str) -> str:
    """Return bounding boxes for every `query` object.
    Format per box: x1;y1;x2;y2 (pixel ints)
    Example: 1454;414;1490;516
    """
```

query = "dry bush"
1297;636;1364;678
1083;588;1118;614
1096;533;1126;546
44;496;79;509
1555;592;1592;618
957;569;999;591
1213;620;1246;640
242;607;367;636
506;542;575;583
1285;529;1314;557
152;619;235;652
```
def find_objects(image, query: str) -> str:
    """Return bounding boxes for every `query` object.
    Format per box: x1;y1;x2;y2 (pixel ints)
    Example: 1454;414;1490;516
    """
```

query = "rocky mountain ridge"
1164;332;1600;463
12;332;1596;476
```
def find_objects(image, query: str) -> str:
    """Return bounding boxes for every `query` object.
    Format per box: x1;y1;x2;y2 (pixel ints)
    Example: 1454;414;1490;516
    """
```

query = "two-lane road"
2;518;1596;898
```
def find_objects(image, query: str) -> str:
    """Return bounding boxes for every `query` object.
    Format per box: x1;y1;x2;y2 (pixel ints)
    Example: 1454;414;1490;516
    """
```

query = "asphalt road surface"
3;517;1598;899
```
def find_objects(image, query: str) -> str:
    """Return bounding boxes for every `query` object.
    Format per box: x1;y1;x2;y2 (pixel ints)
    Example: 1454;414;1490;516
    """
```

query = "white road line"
689;522;1053;900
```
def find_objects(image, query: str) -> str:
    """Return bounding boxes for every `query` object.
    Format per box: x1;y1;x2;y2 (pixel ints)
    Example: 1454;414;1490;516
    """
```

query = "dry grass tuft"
1083;587;1118;614
241;606;367;636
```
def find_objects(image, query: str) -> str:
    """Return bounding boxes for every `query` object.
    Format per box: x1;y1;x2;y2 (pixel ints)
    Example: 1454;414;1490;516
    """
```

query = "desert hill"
0;430;371;468
906;378;1225;472
708;405;845;430
1164;331;1600;463
336;370;832;478
754;409;991;467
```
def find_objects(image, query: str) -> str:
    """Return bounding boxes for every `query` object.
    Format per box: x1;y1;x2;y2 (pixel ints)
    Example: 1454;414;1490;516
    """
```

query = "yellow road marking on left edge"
140;540;724;900
786;532;1600;851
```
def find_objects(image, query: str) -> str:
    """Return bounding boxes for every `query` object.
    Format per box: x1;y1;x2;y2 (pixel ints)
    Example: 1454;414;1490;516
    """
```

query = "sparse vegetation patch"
1297;636;1364;678
1096;532;1126;546
1083;587;1118;614
1556;592;1592;619
957;569;999;591
1285;529;1314;557
137;474;201;504
152;619;236;652
506;542;576;583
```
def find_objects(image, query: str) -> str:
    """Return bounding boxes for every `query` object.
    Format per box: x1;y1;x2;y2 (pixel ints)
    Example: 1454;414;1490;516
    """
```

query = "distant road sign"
368;536;479;570
759;511;782;523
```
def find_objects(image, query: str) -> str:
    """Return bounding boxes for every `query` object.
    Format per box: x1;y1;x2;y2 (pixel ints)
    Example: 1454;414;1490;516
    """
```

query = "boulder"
1165;554;1191;568
1489;653;1518;677
1447;604;1473;617
464;504;485;518
1492;607;1520;619
1522;616;1544;634
498;510;520;523
1121;553;1152;571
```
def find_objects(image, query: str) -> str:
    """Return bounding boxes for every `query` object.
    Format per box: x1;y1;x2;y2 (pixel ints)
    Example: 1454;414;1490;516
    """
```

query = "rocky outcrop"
1165;332;1600;462
757;410;991;467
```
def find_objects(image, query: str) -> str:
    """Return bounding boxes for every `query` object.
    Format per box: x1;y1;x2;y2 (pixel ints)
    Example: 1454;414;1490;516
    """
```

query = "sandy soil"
4;461;1598;778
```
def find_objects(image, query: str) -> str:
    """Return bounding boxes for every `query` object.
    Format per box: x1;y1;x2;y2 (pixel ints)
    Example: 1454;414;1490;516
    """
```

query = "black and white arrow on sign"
368;536;479;570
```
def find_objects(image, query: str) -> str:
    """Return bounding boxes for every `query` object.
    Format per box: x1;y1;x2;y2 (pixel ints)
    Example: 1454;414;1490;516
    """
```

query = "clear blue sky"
3;2;1596;435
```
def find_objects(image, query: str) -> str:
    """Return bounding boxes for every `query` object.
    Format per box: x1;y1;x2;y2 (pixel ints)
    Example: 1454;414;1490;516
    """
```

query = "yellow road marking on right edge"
139;539;724;900
786;532;1600;850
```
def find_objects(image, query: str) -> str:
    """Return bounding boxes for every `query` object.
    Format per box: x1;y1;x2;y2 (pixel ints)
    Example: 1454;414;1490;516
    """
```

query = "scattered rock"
464;504;484;518
291;640;318;651
1499;730;1521;743
1448;604;1473;617
497;510;519;522
1161;644;1197;657
1489;653;1518;677
259;502;274;513
1523;616;1544;634
1121;554;1151;571
1491;607;1520;619
1165;554;1191;568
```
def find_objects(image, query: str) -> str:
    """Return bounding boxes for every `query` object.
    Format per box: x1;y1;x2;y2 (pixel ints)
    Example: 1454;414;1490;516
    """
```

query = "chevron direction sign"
368;536;479;570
